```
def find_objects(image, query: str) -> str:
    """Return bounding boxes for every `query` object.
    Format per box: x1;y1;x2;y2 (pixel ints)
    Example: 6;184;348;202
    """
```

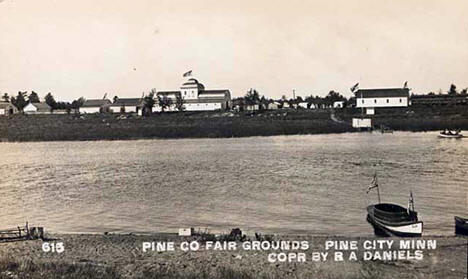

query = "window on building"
374;99;377;104
399;98;402;103
362;100;364;104
386;99;389;103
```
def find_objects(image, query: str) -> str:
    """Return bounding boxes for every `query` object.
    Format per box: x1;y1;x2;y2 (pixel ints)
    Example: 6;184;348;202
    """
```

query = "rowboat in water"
455;216;468;235
366;174;423;237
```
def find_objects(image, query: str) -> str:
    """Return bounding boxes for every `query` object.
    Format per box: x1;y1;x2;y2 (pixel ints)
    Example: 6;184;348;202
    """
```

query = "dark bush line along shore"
1;107;467;142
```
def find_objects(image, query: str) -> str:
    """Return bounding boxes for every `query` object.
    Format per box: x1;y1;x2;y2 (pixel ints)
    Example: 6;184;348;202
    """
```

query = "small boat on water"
438;129;463;138
455;216;468;235
366;174;423;237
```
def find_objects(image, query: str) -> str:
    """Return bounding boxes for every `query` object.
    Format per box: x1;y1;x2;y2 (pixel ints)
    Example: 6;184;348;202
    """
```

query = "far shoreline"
1;107;467;143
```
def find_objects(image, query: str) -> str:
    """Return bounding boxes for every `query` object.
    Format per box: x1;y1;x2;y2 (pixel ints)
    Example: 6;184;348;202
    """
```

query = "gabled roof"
355;88;409;98
82;99;112;107
26;102;51;111
112;98;143;106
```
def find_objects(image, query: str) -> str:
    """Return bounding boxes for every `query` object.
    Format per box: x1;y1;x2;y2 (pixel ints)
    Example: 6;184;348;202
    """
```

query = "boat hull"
455;216;468;236
438;133;463;138
367;204;423;237
367;214;423;237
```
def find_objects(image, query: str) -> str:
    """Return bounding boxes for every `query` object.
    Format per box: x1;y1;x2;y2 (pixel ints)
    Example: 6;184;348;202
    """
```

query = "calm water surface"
0;132;466;236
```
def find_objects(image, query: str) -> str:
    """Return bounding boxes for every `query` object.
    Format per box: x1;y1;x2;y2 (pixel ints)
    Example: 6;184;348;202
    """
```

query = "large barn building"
355;88;409;114
156;78;231;112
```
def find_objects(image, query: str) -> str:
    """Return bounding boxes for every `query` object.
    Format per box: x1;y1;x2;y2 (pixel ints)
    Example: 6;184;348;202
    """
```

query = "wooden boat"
366;174;423;237
438;130;463;138
367;203;423;237
455;216;468;235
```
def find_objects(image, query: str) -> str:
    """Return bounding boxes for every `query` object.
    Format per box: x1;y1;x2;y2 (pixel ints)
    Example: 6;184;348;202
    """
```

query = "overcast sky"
0;0;467;101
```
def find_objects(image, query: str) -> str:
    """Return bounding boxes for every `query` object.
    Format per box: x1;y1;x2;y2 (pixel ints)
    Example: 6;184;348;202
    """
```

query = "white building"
156;78;231;112
355;88;409;115
23;102;51;114
333;101;345;108
110;98;143;113
0;102;18;115
352;118;372;128
79;99;112;114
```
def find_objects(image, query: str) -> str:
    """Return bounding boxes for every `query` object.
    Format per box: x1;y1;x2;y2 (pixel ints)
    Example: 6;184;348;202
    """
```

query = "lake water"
0;132;466;236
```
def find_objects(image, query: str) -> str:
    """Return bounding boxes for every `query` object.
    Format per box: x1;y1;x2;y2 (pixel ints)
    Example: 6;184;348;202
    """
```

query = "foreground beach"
0;234;466;279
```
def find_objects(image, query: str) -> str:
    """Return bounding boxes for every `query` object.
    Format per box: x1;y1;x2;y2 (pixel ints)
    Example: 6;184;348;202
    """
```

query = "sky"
0;0;467;101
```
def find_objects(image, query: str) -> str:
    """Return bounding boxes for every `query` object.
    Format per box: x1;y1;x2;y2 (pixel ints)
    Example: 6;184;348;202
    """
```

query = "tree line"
1;91;85;112
234;89;348;110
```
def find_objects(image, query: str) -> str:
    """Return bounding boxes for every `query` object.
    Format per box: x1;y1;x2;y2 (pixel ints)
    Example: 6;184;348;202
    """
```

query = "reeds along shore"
0;234;466;279
0;106;467;142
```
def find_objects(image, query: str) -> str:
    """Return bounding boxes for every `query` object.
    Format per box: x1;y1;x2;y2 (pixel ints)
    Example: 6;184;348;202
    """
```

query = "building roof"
181;78;205;90
355;88;409;98
157;91;181;96
112;98;143;106
183;98;227;104
198;90;230;96
0;102;14;109
26;102;51;111
82;99;112;107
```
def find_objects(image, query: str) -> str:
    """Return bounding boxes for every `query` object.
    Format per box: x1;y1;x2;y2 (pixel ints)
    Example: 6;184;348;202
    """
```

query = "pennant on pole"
350;82;359;93
366;173;379;194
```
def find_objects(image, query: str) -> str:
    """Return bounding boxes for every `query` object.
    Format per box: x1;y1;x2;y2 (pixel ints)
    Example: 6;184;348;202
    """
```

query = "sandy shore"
0;233;466;278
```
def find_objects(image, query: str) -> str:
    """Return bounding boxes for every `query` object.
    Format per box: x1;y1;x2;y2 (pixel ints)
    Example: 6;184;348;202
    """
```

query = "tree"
71;97;85;110
244;89;261;106
44;93;57;110
28;91;40;103
175;93;185;111
11;91;28;111
461;88;467;96
157;95;173;112
2;93;9;102
113;96;119;103
259;96;272;110
448;84;457;95
143;90;156;115
323;90;346;107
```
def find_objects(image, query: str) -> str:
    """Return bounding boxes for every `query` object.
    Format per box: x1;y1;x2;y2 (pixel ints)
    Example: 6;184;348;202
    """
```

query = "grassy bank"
0;106;467;142
0;234;465;279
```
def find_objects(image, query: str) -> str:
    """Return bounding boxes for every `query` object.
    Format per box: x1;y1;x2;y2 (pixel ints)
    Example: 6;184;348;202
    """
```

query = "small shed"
0;102;18;116
333;101;345;108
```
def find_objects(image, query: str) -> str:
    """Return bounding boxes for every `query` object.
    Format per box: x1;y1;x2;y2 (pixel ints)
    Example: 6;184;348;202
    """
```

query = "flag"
350;82;359;93
403;81;408;89
407;191;414;213
366;173;378;194
183;70;192;77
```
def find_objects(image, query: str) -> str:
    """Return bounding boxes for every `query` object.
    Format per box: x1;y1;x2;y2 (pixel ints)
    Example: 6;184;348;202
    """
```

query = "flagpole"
377;183;381;203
